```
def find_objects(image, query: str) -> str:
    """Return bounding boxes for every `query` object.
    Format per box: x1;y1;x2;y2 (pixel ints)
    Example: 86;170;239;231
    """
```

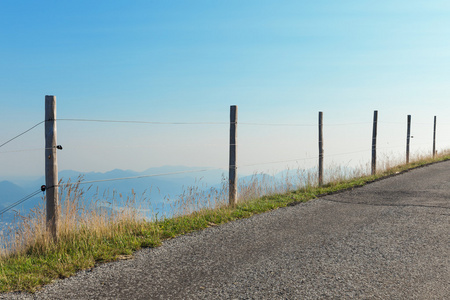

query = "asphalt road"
3;161;450;299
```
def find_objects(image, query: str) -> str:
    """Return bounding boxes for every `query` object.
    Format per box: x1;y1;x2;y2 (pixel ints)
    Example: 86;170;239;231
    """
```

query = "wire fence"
0;109;447;217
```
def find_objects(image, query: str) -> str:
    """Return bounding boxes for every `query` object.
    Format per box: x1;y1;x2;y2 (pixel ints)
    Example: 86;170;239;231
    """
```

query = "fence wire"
0;121;45;149
0;189;43;216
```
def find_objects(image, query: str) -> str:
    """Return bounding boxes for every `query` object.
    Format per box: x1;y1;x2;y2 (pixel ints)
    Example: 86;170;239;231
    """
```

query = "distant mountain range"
0;180;41;224
0;165;299;225
0;166;228;223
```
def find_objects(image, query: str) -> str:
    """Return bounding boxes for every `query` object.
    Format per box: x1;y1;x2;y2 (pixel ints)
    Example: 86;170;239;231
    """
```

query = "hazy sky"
1;0;450;179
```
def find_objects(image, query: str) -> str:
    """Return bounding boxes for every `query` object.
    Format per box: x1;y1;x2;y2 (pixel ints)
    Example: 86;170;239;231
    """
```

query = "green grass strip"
1;154;449;293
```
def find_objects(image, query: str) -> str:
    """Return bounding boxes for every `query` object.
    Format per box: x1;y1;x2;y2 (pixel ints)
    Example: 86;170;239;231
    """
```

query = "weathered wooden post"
406;114;411;164
229;105;238;206
371;110;378;175
318;111;324;186
433;116;437;158
45;95;59;241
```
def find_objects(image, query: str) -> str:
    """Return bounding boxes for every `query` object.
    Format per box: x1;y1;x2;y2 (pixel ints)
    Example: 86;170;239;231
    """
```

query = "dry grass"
166;149;450;217
0;177;151;259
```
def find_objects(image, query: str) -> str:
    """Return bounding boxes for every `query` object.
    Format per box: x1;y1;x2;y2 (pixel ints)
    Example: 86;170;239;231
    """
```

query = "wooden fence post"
318;111;324;186
433;116;437;158
371;110;378;175
229;105;238;206
406;114;411;164
45;95;59;241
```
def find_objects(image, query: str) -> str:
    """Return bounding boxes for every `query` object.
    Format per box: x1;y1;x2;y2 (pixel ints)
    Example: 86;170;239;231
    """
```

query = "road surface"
3;161;450;299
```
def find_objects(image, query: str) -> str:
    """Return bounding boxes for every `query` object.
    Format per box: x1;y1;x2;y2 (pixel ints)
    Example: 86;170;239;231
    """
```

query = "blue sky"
1;0;450;179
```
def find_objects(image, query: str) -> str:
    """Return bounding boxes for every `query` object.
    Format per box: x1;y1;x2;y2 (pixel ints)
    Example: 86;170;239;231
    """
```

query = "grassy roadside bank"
1;153;450;293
